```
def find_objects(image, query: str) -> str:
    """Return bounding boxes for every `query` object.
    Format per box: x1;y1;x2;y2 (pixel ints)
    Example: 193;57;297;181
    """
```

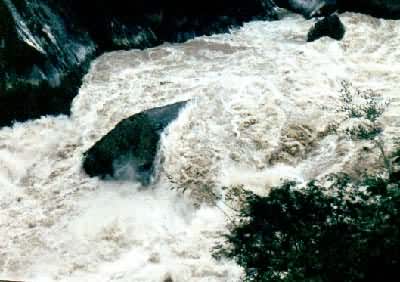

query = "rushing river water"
1;12;399;281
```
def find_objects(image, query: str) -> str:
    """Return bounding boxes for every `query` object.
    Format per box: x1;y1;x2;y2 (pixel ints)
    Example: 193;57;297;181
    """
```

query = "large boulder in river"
307;14;345;42
0;0;278;127
82;101;187;184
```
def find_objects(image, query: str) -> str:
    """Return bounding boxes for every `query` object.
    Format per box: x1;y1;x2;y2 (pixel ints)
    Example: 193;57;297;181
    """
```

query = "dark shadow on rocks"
82;101;187;185
0;64;88;126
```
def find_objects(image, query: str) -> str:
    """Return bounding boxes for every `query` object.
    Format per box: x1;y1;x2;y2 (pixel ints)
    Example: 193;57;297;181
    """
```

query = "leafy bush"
216;170;399;281
337;81;389;123
337;81;389;141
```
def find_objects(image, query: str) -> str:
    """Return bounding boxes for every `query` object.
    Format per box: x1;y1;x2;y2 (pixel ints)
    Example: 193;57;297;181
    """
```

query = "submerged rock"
82;101;187;184
307;14;345;42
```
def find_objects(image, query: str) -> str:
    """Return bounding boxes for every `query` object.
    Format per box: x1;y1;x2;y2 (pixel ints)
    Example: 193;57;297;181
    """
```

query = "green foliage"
337;81;388;123
337;81;389;141
344;124;382;141
216;171;400;281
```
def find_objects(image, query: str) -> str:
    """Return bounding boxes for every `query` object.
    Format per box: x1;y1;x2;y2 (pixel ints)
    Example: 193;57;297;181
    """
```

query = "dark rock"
0;0;96;127
307;14;345;42
337;0;400;19
275;0;400;19
163;275;173;282
82;101;187;184
65;0;280;49
390;155;400;183
1;0;279;127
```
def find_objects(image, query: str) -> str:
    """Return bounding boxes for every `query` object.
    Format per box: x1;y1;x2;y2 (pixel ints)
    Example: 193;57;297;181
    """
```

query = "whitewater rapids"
1;12;399;281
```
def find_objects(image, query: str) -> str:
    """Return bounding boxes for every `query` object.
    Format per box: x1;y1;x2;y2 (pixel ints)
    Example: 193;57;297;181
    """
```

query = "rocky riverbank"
0;0;278;127
2;0;400;128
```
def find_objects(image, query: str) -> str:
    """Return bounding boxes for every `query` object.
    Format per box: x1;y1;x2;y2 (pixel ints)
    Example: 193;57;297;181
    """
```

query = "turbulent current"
1;12;399;281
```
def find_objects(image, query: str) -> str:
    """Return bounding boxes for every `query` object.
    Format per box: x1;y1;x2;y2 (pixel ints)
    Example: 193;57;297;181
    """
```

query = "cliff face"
60;0;279;49
0;0;96;126
0;0;278;127
2;0;399;127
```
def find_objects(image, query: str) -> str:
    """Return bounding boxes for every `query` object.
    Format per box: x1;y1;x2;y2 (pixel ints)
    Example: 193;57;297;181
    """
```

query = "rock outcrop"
0;0;278;127
82;101;187;184
0;0;96;127
307;14;345;42
2;0;399;127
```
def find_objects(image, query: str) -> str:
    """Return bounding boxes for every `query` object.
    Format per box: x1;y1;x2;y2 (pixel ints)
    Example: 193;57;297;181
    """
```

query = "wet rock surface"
82;101;187;184
307;14;345;42
2;0;400;127
0;0;96;127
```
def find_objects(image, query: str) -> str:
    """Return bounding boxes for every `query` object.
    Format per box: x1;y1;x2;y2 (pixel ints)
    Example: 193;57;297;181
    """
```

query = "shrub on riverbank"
215;167;399;281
